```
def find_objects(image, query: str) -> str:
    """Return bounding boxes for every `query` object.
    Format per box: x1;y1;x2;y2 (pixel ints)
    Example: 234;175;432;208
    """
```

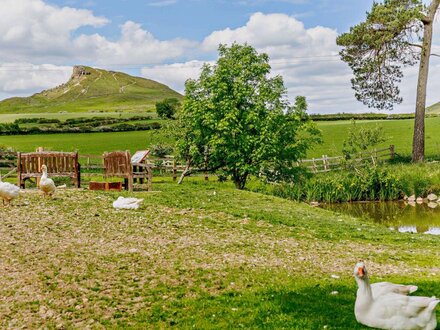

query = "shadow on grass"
128;283;371;329
118;277;440;329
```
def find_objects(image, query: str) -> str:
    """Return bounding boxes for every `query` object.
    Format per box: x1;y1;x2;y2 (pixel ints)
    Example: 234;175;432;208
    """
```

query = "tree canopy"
176;44;321;189
155;98;180;119
337;0;440;161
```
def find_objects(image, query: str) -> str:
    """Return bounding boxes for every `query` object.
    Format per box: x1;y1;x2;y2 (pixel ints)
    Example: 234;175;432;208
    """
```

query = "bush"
342;120;387;159
155;98;180;119
14;118;61;124
0;119;161;135
250;162;440;203
250;166;401;203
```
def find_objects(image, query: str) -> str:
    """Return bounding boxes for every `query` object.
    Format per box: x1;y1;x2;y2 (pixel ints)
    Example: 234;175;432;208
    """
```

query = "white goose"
0;176;20;206
354;261;439;330
112;196;144;210
39;165;56;197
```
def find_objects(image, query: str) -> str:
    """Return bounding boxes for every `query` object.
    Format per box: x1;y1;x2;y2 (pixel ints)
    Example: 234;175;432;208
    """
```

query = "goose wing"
371;282;418;298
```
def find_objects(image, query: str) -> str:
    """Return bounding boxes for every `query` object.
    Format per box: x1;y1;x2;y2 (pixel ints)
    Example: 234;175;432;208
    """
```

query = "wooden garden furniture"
17;151;80;188
102;151;152;192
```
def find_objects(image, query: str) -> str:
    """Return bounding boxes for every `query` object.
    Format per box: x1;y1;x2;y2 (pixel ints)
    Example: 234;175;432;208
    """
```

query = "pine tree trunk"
412;0;440;162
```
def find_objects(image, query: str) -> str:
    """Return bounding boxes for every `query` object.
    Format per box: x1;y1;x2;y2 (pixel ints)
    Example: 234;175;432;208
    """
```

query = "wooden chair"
103;151;152;192
17;151;80;188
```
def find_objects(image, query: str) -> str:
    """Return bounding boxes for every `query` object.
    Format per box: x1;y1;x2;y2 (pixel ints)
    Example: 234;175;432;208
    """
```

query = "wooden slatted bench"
103;151;152;192
17;151;81;188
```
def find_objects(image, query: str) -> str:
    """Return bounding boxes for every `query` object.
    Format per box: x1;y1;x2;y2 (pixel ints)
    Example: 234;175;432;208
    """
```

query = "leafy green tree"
337;0;440;162
155;98;180;119
342;120;387;159
176;43;321;189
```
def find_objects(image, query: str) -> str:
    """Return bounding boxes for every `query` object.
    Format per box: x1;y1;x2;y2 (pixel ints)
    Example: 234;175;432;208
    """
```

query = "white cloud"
0;0;108;62
198;12;440;113
147;0;178;7
0;0;195;66
0;63;72;96
193;12;361;113
73;21;197;65
141;61;208;93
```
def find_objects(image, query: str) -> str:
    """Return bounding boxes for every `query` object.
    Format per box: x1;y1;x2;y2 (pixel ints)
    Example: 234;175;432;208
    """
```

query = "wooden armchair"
103;151;152;191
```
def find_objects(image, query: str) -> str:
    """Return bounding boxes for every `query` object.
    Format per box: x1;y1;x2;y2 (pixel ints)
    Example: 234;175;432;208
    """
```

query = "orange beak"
358;267;365;277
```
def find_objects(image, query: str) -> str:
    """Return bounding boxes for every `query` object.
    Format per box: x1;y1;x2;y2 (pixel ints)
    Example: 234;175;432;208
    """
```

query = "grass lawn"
1;179;439;328
0;130;172;155
309;117;440;159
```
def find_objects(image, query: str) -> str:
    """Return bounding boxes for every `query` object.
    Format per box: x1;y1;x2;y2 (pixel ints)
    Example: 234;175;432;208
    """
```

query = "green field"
0;180;438;328
4;117;440;159
0;130;172;155
310;117;440;159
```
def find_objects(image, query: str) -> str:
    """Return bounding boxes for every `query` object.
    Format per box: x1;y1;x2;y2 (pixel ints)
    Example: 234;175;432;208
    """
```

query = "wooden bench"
103;151;152;192
17;151;81;188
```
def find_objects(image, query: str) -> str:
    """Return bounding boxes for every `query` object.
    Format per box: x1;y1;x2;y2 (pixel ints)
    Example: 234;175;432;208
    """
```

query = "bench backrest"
17;151;79;175
103;151;132;178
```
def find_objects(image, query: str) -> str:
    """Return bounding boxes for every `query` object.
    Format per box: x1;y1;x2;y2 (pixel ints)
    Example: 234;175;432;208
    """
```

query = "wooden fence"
295;145;395;173
79;154;204;181
1;145;395;180
0;150;17;179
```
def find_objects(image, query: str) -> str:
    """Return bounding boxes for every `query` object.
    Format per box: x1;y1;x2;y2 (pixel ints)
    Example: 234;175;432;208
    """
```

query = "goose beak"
358;267;365;277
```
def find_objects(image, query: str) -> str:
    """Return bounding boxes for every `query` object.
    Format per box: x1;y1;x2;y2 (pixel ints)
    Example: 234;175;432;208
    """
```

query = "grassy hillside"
0;66;181;114
427;102;440;114
0;180;438;328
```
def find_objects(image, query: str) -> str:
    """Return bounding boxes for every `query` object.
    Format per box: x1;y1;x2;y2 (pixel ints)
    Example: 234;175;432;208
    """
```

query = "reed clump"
249;163;440;203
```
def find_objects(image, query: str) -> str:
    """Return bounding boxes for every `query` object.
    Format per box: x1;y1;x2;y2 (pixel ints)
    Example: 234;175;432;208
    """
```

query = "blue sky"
1;0;439;113
55;0;374;40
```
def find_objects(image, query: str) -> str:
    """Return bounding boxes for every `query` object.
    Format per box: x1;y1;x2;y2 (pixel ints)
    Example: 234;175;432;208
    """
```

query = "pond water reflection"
320;201;440;235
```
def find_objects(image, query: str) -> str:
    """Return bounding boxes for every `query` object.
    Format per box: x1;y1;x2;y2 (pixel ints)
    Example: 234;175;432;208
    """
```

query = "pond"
320;201;440;235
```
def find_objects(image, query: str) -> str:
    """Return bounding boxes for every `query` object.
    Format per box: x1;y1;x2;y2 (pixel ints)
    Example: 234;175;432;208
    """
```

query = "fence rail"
295;145;395;173
1;145;395;180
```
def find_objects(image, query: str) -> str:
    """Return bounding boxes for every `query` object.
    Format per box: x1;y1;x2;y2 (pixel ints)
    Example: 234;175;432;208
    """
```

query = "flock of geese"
1;167;439;329
0;164;55;205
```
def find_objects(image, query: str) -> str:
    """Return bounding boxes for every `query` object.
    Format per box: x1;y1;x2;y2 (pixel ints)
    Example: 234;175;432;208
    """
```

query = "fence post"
371;149;376;166
172;159;177;181
323;155;328;171
17;152;22;188
390;145;395;160
36;146;44;186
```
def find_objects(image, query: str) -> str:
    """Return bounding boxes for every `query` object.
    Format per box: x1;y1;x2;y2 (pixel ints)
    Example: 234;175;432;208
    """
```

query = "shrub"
342;120;387;159
155;98;180;119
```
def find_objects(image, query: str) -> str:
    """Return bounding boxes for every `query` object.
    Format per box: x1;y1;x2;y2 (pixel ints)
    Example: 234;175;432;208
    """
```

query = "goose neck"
356;275;373;301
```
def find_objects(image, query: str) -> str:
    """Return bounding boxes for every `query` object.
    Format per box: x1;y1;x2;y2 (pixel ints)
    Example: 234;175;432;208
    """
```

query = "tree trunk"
233;171;248;190
412;0;440;162
177;160;192;184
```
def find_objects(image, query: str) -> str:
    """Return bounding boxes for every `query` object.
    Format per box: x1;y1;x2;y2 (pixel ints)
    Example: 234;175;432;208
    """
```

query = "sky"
0;0;439;114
